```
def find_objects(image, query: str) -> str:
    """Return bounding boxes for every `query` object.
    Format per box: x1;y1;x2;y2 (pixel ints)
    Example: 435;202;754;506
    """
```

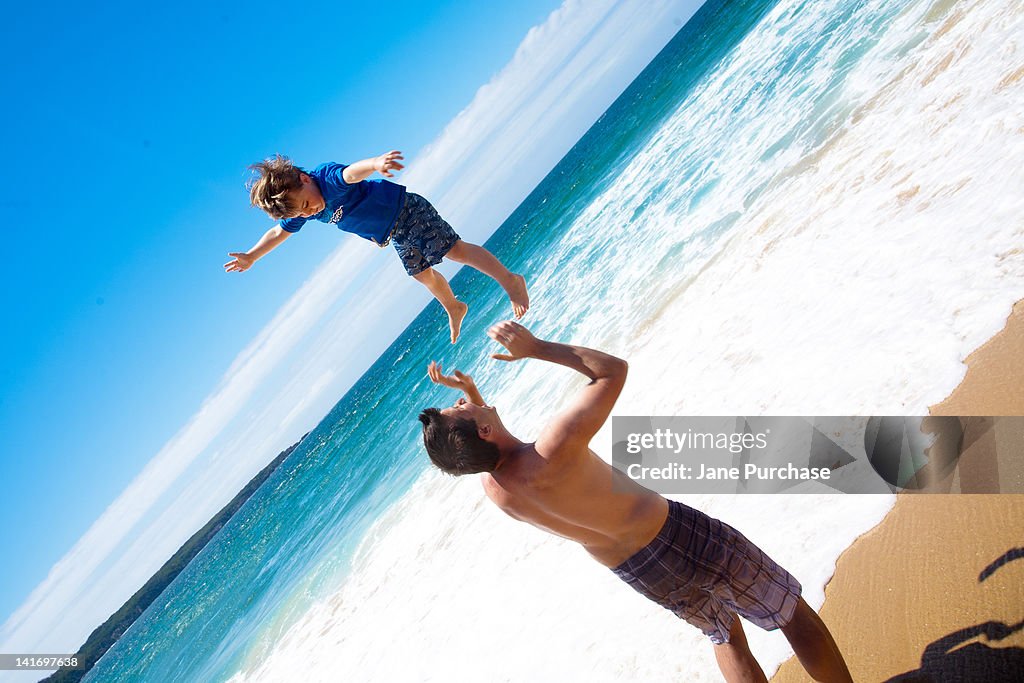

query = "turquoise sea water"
86;3;776;678
84;0;1024;679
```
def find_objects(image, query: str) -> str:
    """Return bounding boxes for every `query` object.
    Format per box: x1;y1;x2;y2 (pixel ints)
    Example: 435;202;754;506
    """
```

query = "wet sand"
930;300;1024;416
772;300;1024;682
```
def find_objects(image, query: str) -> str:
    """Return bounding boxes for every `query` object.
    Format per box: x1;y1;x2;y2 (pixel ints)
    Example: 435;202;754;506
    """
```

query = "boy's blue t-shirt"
280;162;407;245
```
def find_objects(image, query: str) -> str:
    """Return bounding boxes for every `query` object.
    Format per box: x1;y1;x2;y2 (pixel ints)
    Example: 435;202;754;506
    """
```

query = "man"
419;321;853;683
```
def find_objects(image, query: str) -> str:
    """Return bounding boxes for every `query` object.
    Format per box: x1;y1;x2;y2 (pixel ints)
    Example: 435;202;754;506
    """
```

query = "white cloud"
0;0;704;665
405;0;703;234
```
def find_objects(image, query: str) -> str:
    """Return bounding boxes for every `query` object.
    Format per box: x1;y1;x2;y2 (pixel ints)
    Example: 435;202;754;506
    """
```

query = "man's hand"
488;321;540;362
224;252;256;273
427;361;485;406
489;322;627;454
373;151;405;178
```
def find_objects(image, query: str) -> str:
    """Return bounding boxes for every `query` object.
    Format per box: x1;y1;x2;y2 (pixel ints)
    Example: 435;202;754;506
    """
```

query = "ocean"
84;0;1024;680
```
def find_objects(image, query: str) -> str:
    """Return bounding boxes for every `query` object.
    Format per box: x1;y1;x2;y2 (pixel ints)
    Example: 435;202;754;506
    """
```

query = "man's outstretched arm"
488;321;627;452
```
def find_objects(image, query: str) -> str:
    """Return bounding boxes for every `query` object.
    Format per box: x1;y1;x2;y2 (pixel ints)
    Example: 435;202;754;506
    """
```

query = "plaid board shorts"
390;193;461;276
611;500;802;644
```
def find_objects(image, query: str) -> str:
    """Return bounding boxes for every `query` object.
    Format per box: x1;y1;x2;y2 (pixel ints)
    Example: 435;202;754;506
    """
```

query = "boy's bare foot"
448;300;469;343
505;274;530;319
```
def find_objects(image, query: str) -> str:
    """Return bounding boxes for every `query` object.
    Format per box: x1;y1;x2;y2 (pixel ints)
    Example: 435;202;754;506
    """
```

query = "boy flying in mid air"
225;151;529;342
420;321;853;683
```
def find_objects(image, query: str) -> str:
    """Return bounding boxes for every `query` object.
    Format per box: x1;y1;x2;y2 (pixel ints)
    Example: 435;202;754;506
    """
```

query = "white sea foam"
232;0;1024;680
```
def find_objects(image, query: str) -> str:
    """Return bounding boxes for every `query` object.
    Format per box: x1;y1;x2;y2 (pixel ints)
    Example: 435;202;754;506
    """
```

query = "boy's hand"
373;151;405;178
488;321;540;362
427;361;485;406
224;252;256;273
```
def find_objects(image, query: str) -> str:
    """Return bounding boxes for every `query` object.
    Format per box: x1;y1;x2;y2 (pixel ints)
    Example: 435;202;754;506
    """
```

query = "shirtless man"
419;321;853;683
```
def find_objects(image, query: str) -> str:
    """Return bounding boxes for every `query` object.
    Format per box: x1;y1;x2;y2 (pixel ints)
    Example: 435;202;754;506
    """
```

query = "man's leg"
780;598;853;682
713;618;769;683
413;267;468;343
444;240;529;318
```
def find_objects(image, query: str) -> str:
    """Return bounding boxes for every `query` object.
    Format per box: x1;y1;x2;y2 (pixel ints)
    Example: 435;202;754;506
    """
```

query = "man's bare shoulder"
492;441;590;494
534;431;593;472
481;473;511;505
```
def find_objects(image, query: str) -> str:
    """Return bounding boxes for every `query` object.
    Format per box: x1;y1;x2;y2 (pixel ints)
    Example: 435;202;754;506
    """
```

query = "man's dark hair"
419;408;501;475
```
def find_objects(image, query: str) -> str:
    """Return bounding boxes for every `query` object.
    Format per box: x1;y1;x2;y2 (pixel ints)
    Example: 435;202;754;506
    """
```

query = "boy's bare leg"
713;619;769;683
780;598;853;682
413;267;469;344
445;240;530;318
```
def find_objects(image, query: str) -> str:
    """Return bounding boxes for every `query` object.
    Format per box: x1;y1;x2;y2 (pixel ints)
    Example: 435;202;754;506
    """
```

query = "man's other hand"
488;321;539;362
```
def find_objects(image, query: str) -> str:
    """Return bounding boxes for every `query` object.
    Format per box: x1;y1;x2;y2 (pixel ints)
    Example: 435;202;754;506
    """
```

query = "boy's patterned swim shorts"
390;193;461;276
611;500;802;644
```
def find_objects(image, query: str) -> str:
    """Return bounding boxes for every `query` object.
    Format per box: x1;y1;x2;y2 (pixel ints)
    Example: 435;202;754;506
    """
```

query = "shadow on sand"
885;547;1024;682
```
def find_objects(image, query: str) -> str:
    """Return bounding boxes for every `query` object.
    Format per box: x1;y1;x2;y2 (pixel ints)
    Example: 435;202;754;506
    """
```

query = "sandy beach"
773;300;1024;682
59;1;1022;678
930;300;1024;417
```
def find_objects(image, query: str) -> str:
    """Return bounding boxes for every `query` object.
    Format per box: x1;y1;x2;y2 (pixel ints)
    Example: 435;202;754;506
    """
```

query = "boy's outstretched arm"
426;361;486;406
488;321;627;453
224;225;292;273
342;151;405;184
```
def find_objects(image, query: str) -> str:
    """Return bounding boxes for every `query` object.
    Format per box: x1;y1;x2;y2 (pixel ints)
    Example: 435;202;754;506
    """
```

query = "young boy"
225;151;529;342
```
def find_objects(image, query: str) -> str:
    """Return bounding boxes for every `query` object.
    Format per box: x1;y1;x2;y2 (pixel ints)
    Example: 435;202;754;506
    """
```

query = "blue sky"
0;0;704;656
0;0;564;621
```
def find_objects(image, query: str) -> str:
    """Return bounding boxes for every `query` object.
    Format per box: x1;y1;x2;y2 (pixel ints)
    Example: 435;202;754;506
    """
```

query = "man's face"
287;173;326;218
441;397;497;426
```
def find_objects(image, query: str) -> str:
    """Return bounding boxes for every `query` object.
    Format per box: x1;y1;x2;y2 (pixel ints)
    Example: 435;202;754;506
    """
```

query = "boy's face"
287;173;326;218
